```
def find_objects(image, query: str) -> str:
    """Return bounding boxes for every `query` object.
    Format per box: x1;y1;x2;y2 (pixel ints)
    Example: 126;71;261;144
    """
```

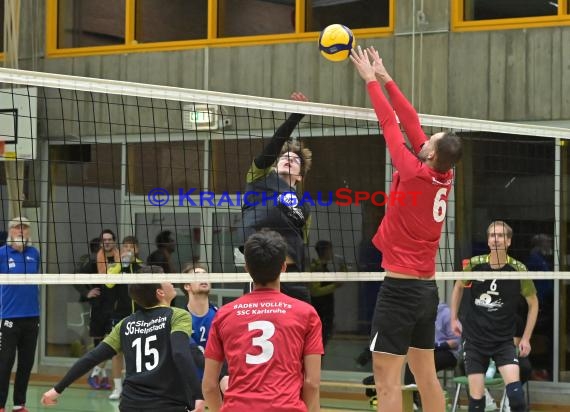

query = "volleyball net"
0;67;568;285
2;68;570;378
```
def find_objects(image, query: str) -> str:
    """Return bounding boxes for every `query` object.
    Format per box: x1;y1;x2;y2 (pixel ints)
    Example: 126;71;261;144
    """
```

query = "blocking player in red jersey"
202;230;323;412
350;46;462;412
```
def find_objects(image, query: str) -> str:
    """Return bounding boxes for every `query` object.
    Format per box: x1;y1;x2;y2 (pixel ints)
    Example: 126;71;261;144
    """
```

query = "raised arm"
250;92;307;173
350;47;422;177
367;47;427;154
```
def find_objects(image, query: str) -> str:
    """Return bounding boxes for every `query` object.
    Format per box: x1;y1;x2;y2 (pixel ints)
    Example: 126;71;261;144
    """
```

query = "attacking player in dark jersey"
350;46;462;412
451;221;539;412
203;230;323;412
240;92;313;303
41;266;204;412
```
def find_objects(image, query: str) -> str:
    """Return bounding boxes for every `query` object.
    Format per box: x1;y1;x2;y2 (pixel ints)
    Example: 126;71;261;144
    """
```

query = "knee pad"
468;396;486;411
506;381;526;412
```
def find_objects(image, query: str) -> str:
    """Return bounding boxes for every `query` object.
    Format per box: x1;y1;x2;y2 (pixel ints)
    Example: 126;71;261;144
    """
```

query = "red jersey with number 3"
367;80;454;277
205;288;323;412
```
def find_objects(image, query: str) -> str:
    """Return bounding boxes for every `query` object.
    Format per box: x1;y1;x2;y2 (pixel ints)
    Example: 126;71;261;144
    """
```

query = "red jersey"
204;288;323;412
368;81;454;277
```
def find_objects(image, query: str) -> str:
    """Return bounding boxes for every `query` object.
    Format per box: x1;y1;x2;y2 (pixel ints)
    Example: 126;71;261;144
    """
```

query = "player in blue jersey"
0;217;41;412
181;265;229;392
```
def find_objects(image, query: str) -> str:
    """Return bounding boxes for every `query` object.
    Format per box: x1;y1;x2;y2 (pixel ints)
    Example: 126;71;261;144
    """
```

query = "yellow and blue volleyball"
318;24;356;62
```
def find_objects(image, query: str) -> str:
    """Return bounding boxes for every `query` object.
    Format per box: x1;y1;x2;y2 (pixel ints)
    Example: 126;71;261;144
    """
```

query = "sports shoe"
485;396;498;411
87;374;101;389
503;395;511;412
13;406;29;412
109;387;122;400
99;376;112;390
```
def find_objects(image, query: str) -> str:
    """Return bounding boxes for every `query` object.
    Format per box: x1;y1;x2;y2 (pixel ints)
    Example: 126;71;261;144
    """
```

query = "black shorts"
369;277;438;355
463;340;519;375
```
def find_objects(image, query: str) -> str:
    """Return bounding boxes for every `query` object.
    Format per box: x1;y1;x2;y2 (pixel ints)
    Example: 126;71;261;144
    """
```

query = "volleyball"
318;24;355;62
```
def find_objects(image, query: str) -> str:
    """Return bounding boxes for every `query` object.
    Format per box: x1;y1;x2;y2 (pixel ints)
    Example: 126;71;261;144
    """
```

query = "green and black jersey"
460;254;536;348
241;113;310;270
104;306;194;409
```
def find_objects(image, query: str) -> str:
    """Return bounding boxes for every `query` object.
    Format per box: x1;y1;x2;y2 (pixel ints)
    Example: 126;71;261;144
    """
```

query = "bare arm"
450;281;464;336
519;294;539;357
203;358;224;412
302;354;322;412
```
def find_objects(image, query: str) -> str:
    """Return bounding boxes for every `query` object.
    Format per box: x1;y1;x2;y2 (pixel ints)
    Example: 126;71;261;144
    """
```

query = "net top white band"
0;271;566;285
0;67;569;139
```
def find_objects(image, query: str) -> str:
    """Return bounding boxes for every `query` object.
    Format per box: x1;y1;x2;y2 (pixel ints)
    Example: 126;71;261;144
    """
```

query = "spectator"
147;230;176;273
0;217;41;412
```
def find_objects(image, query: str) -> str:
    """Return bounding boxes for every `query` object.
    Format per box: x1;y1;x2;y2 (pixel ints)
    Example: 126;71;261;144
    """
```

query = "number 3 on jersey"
246;320;275;365
433;187;447;223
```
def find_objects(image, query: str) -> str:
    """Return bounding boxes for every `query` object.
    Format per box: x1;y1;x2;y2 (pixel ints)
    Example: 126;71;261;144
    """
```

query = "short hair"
137;265;165;274
122;236;139;246
155;230;172;247
244;230;287;285
487;221;513;239
314;240;332;258
434;131;462;172
280;140;312;176
128;283;162;308
100;229;116;242
180;263;208;296
89;237;101;253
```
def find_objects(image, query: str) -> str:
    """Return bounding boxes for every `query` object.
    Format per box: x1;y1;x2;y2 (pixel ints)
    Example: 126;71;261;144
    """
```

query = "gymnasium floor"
3;384;554;411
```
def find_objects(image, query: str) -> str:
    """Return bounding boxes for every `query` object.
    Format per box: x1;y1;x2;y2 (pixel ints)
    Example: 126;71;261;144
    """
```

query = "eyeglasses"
279;155;302;165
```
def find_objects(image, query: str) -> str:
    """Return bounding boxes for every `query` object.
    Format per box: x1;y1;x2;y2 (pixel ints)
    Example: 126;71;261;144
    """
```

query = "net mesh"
0;68;568;284
1;69;569;381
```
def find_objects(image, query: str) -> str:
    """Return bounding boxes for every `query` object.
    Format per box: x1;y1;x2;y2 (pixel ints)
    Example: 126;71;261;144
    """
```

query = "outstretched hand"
290;92;309;102
366;47;393;85
41;388;60;406
349;46;377;83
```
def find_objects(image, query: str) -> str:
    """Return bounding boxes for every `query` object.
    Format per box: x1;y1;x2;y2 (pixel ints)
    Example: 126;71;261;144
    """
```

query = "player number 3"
433;187;447;223
246;320;275;365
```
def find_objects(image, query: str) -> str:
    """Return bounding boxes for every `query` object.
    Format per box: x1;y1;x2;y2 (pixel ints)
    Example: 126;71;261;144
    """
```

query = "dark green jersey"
460;255;536;348
104;306;193;409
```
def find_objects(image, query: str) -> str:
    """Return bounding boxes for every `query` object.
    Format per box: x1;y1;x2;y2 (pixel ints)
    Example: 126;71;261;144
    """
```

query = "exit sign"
183;104;219;130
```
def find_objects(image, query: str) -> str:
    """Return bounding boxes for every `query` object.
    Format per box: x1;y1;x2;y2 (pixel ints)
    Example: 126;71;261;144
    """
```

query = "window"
218;0;295;37
46;0;393;57
136;0;207;43
57;0;126;48
306;0;389;32
453;0;570;31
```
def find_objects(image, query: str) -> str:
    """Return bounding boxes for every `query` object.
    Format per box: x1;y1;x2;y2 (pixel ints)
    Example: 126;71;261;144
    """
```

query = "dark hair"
137;265;165;274
100;229;116;242
128;265;166;307
128;283;162;308
122;236;139;246
89;237;101;254
434;131;462;172
244;230;287;285
155;230;172;247
314;240;332;258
